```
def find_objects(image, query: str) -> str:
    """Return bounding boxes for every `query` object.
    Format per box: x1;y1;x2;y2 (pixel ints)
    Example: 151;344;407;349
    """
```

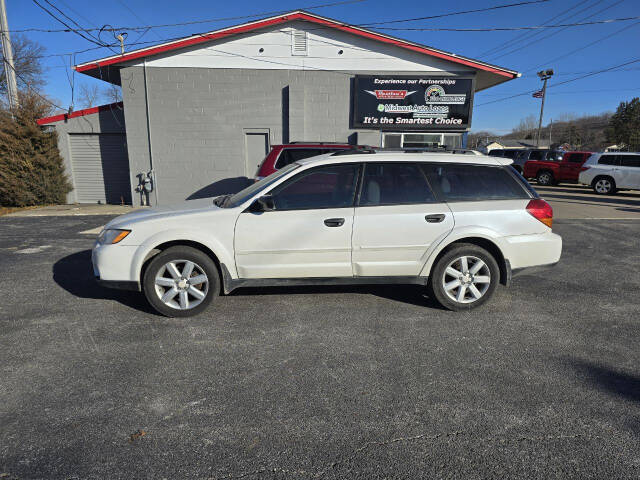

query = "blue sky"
6;0;640;133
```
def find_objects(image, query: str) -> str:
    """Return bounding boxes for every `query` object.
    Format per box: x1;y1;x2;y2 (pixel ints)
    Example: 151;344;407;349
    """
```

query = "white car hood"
106;197;220;228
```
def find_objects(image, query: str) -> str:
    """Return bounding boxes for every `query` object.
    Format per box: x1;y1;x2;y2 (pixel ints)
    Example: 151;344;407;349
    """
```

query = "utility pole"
0;0;19;111
536;69;554;147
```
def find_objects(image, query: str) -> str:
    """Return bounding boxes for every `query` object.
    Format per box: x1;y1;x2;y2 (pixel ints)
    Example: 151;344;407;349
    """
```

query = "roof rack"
331;147;483;156
331;147;377;156
288;141;352;145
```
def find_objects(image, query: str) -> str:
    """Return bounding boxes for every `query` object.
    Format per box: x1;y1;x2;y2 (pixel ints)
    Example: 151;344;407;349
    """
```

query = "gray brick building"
43;10;519;206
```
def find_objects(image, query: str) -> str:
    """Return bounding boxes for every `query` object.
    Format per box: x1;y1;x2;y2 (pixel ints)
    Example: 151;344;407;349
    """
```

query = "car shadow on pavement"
230;284;446;309
53;249;157;315
573;359;640;403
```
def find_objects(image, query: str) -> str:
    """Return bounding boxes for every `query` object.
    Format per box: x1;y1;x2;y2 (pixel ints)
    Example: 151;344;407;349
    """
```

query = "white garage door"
70;133;132;204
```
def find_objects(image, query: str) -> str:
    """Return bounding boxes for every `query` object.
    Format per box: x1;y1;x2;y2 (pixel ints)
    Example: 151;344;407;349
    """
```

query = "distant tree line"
470;97;640;152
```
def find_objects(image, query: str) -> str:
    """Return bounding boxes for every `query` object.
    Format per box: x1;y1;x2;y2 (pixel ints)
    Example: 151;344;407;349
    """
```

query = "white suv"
578;152;640;194
93;152;562;317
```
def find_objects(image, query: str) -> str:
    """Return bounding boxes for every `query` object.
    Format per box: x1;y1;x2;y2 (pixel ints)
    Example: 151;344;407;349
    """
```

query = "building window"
382;132;463;149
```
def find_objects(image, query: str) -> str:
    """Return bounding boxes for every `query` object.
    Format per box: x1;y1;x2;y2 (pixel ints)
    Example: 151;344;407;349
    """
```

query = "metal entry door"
244;131;269;178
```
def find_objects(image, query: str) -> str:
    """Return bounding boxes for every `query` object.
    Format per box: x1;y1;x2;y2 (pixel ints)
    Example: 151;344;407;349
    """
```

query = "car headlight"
97;229;131;245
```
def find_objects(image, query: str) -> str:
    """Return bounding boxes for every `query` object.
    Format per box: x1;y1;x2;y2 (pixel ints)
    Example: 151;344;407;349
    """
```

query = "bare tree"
77;83;100;108
511;115;537;137
102;83;122;103
0;34;45;95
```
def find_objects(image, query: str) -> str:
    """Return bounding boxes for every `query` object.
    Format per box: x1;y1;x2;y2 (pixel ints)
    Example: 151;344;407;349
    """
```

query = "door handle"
324;218;345;227
425;214;446;223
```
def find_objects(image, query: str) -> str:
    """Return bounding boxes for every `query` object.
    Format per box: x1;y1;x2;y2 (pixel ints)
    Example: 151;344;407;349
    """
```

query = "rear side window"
598;155;620;166
529;150;544;161
546;151;564;161
422;164;531;202
275;148;345;169
359;163;435;206
566;153;585;163
619;155;640;167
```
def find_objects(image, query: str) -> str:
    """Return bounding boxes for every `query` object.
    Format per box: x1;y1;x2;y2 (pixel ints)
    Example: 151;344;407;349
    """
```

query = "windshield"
222;163;300;208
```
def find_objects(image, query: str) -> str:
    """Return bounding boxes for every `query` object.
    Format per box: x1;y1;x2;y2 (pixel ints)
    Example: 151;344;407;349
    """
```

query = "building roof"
488;139;550;149
74;10;519;84
37;102;123;125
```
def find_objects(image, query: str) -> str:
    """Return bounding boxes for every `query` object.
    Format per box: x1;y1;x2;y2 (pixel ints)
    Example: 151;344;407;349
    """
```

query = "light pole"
536;69;553;147
0;0;19;111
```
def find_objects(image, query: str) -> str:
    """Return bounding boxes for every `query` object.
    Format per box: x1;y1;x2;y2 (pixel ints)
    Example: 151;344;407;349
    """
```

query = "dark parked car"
512;149;564;173
487;148;522;159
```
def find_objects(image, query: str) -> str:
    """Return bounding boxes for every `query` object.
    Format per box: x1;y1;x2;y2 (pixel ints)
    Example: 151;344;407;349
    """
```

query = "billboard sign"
352;75;474;130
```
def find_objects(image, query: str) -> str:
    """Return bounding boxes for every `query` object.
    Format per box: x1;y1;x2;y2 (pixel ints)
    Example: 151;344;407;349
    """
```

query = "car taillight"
579;166;590;172
526;199;553;228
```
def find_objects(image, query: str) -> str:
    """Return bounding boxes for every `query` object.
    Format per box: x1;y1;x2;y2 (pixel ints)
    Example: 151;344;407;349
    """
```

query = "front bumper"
92;242;140;286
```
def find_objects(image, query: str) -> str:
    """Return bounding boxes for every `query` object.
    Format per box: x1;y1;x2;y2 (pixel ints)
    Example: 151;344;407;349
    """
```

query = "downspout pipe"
143;58;159;205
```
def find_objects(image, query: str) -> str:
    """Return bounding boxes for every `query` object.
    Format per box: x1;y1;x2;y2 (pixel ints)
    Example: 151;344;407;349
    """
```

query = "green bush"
0;93;72;206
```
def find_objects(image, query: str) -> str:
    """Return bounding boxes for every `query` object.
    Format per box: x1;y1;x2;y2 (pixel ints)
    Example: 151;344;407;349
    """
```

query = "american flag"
532;90;544;98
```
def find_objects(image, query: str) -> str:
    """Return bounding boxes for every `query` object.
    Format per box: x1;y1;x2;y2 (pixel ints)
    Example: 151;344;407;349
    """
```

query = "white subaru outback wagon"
93;151;562;317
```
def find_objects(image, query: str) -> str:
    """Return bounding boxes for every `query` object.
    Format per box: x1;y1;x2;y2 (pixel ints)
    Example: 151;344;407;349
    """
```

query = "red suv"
523;151;593;186
255;142;364;179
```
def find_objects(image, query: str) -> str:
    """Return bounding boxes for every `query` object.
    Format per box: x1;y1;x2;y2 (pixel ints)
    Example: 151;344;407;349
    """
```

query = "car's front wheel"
592;176;616;195
428;244;499;311
143;246;219;317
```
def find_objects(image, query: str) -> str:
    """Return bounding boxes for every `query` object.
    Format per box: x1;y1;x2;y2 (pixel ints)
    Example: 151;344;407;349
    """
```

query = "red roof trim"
37;102;123;125
74;12;517;79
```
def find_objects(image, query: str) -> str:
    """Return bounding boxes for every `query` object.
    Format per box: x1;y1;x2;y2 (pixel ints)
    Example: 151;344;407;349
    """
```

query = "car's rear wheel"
536;170;555;186
143;246;219;317
428;244;499;311
592;176;616;195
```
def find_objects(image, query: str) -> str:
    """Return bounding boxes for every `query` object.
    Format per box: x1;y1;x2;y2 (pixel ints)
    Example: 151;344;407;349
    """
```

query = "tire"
592;176;617;195
143;246;220;317
428;243;500;311
536;170;555;186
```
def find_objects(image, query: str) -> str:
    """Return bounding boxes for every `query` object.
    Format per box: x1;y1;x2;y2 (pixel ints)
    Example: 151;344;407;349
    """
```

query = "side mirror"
254;194;275;212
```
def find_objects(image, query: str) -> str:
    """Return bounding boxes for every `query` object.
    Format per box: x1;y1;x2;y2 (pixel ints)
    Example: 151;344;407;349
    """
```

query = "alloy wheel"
442;255;491;304
154;259;209;310
594;178;612;194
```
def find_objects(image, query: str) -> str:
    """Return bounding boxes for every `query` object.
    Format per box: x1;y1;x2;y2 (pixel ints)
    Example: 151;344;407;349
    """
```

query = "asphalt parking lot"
1;190;640;479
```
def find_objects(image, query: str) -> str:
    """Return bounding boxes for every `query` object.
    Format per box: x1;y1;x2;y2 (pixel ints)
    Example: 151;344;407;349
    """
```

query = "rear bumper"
503;231;562;270
512;261;559;277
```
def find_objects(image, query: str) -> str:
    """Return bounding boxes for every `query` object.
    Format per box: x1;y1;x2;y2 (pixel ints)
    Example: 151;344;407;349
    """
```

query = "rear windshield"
422;163;532;202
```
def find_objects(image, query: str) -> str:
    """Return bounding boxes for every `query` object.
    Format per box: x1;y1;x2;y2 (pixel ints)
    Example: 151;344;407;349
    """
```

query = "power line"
30;0;104;46
12;0;548;33
477;0;586;58
476;57;640;106
484;0;607;60
3;57;64;110
524;19;640;73
13;0;367;33
357;0;550;26
487;0;625;61
373;16;640;31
